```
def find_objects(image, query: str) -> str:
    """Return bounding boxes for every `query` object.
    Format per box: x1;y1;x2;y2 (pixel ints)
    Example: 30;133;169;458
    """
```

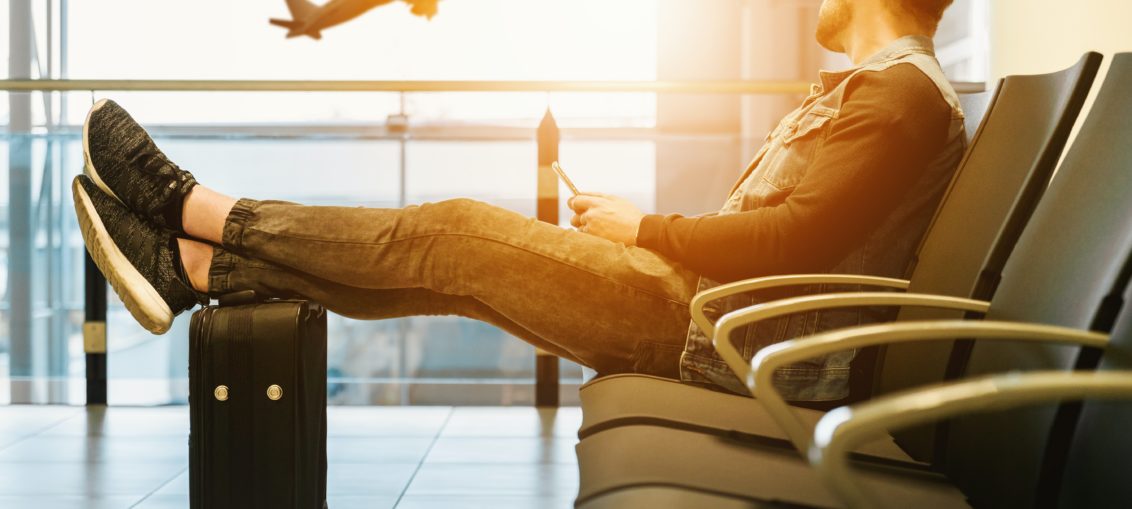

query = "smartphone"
551;161;581;197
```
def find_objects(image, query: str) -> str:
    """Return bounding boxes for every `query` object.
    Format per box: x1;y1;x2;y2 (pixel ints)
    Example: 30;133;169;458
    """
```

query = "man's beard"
815;0;852;53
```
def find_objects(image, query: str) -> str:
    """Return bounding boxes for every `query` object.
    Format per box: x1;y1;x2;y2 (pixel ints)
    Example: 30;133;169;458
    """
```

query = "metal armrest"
810;371;1132;509
747;320;1107;454
711;292;990;398
690;274;911;337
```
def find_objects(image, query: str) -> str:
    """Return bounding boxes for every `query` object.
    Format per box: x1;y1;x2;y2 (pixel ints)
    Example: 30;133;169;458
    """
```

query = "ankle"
182;185;238;245
177;238;213;293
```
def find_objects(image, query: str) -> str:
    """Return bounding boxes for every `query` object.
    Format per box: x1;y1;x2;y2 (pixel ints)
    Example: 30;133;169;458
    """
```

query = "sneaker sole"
73;178;174;334
82;98;126;206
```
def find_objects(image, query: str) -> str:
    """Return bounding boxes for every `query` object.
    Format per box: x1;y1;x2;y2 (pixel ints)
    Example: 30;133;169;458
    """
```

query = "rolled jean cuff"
221;198;259;252
206;247;242;297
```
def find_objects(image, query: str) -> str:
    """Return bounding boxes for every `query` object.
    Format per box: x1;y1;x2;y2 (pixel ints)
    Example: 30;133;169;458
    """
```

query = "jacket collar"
818;35;937;91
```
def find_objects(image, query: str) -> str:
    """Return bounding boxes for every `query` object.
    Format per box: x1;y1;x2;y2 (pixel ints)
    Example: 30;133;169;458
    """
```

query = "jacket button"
214;385;229;401
266;384;283;401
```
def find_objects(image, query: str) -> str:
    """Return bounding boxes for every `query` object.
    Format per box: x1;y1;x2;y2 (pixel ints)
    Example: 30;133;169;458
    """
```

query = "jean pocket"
629;340;685;379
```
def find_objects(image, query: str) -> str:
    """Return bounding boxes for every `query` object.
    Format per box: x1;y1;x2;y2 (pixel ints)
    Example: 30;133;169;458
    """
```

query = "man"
73;0;963;401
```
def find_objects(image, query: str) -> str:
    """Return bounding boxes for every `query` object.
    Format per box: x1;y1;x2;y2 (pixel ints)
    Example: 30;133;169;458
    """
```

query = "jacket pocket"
760;109;836;192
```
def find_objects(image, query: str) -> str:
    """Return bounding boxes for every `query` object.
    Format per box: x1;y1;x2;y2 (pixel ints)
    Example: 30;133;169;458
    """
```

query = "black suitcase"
189;291;329;509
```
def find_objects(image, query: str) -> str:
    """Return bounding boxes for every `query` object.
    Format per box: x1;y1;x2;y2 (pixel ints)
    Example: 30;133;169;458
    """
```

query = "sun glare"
60;0;659;127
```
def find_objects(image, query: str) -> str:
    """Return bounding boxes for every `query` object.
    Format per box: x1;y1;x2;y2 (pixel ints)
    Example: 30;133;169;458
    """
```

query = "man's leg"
200;245;586;365
181;189;700;377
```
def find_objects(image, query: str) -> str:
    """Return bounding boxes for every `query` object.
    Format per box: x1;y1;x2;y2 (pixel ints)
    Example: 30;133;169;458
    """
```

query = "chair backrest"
874;54;1102;454
959;90;993;147
1059;263;1132;508
943;52;1132;508
844;88;998;403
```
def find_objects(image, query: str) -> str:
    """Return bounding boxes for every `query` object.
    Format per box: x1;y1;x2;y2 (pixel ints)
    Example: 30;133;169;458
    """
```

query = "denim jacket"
679;36;967;400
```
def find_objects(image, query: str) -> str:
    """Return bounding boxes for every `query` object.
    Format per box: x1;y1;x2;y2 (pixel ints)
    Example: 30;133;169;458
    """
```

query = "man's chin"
815;31;844;53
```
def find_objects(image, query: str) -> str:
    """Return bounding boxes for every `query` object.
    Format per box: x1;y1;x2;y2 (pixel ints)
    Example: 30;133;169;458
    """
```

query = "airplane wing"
272;0;324;39
284;0;318;20
269;18;322;39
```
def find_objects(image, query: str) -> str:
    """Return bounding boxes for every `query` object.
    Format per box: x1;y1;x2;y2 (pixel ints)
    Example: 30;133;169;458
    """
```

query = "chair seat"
578;374;803;440
575;424;968;508
579;374;912;461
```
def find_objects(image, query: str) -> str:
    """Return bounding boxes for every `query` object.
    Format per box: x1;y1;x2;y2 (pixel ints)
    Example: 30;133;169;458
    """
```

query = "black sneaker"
83;98;198;234
72;175;207;334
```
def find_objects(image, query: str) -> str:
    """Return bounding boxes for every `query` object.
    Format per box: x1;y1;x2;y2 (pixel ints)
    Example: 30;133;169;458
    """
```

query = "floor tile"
328;437;434;464
133;494;401;509
148;469;189;497
440;407;582;438
0;405;589;507
130;494;190;509
149;458;422;497
328;463;421;495
0;433;31;450
328;407;452;437
0;435;187;463
0;462;184;496
0;406;83;436
0;495;144;509
405;464;579;497
395;495;575;509
41;406;189;437
425;437;577;465
326;495;401;509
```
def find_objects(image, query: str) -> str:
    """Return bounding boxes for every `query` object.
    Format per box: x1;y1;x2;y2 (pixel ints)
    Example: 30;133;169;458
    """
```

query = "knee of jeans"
438;197;488;214
429;198;513;234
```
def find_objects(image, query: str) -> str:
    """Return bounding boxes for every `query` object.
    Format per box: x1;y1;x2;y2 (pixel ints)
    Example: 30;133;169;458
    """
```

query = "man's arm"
635;64;954;283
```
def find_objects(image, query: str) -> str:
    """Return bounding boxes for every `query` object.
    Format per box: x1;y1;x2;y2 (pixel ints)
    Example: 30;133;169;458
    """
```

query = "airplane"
270;0;437;40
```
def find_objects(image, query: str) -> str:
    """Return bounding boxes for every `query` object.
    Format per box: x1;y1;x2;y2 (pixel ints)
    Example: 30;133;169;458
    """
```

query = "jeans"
207;197;700;379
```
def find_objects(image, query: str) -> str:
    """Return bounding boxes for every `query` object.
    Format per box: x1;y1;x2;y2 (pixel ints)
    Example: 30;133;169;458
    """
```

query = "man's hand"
568;193;645;246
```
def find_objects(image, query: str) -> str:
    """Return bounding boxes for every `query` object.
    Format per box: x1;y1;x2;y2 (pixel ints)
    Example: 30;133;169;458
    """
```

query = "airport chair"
813;200;1132;509
1055;277;1132;508
574;52;1132;508
576;53;1103;463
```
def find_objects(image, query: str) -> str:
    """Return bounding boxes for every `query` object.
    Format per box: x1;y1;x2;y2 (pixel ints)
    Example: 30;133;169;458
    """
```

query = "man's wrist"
635;214;664;249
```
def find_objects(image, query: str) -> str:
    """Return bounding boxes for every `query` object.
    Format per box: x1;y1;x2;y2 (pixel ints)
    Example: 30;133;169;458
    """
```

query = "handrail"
1;79;811;94
0;79;987;94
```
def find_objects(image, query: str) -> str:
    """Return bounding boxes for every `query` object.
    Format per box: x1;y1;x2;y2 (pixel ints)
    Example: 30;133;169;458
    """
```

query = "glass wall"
3;0;663;405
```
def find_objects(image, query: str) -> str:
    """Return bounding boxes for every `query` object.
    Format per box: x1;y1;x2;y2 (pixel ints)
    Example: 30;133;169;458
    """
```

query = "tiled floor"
0;405;581;509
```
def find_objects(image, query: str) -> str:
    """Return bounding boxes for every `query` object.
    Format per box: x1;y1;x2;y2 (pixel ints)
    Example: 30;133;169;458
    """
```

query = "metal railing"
0;79;986;94
1;79;815;94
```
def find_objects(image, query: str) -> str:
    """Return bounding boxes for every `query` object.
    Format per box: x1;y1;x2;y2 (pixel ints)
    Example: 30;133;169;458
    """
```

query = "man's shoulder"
842;61;957;122
850;61;951;98
847;54;960;115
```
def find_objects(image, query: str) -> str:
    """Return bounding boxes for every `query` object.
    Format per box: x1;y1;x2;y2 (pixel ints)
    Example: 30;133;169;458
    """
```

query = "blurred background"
0;0;996;406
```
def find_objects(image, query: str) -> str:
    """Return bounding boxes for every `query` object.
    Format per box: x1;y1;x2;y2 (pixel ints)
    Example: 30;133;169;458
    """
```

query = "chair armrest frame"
810;371;1132;509
711;292;990;398
748;320;1107;454
690;274;911;337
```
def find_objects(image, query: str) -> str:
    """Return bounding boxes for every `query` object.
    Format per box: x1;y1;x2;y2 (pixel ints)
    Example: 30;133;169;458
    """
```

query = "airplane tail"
269;18;322;40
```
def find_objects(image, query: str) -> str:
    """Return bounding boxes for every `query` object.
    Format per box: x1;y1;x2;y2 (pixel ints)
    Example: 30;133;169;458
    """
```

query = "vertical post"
9;0;35;403
45;0;68;403
84;252;108;405
534;108;560;407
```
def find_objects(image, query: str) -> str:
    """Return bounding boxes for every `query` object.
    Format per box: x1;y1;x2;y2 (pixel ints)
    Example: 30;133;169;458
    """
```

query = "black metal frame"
535;109;562;407
84;253;108;405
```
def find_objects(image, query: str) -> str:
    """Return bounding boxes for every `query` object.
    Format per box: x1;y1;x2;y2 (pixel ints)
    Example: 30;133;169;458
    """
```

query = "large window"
3;0;662;405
